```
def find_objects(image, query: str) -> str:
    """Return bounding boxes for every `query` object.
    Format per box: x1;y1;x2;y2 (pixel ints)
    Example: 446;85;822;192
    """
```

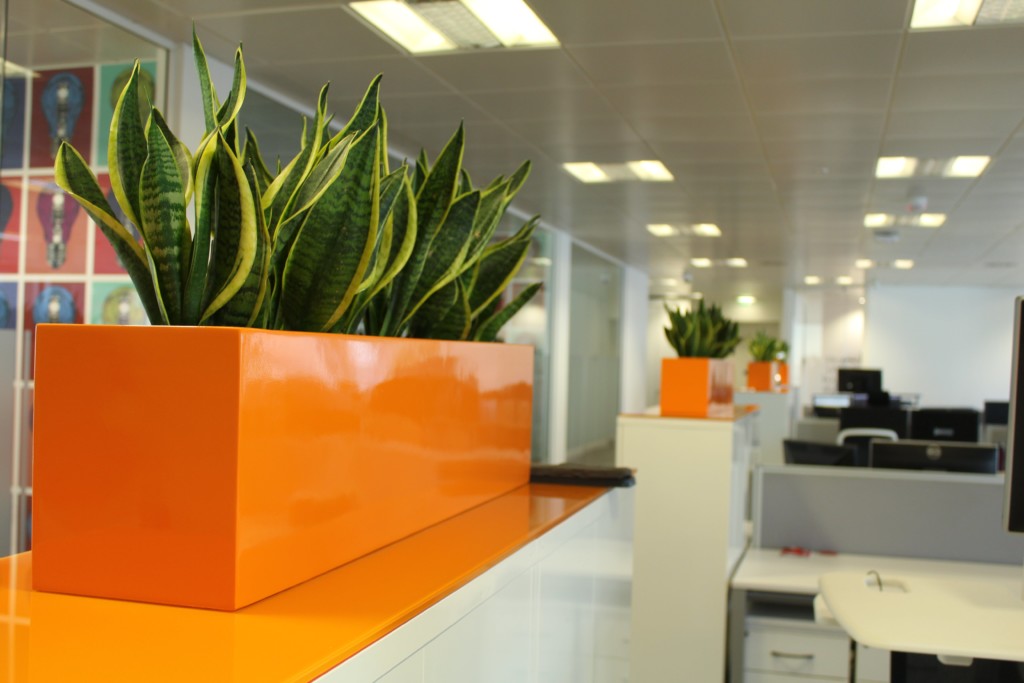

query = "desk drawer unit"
745;673;844;683
745;617;849;680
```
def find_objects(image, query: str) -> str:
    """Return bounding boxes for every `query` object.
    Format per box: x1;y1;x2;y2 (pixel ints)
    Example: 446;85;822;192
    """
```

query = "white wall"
863;286;1021;409
620;267;649;414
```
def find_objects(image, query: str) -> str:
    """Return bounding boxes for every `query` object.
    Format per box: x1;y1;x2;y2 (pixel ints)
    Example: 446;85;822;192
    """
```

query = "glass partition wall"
0;0;167;556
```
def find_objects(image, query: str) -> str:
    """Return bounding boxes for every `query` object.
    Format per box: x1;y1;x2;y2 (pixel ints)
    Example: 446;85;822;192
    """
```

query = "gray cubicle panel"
752;465;1024;565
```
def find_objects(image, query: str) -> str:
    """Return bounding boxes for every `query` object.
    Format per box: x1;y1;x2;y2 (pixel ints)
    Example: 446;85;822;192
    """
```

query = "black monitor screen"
783;440;858;467
839;406;911;438
909;408;980;442
837;368;882;394
984;400;1010;425
869;440;999;474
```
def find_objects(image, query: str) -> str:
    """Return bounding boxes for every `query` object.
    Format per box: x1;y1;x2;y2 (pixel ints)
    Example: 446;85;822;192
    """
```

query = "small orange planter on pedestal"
32;325;533;611
747;361;788;392
660;357;734;418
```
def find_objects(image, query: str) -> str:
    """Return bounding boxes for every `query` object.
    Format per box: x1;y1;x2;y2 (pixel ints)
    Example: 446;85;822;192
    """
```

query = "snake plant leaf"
213;47;246;136
182;136;218;324
420;279;471;340
473;282;542;342
192;28;220;133
356;166;405;296
368;173;416;301
242;127;275;197
416;123;463;245
148;107;194;208
280;124;380;332
461;181;511;273
108;61;147;232
137;113;192;324
54;142;160;322
408;279;459;339
207;163;271;327
466;217;536;317
200;133;258;323
403;189;479;325
336;74;382;141
458;168;472;196
412;149;429;195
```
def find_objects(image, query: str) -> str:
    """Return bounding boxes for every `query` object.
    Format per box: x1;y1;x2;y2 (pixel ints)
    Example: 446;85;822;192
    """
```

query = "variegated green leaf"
54;142;161;323
336;74;381;141
214;47;246;136
108;61;147;231
416;123;463;244
137;114;191;324
200;133;258;323
430;279;471;340
192;28;220;133
473;282;542;342
148;107;195;207
280;124;380;332
467;218;537;317
368;172;416;301
242;127;275;197
182;137;218;324
408;279;458;339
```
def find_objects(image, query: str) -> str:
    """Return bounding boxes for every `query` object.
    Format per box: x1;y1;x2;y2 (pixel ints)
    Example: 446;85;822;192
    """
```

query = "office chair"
836;428;899;467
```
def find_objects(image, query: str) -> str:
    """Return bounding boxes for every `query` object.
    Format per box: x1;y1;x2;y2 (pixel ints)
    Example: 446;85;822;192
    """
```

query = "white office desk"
819;567;1024;663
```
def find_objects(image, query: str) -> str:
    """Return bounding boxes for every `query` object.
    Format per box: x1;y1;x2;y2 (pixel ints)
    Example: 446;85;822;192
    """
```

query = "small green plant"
664;300;741;358
748;331;788;362
53;31;539;341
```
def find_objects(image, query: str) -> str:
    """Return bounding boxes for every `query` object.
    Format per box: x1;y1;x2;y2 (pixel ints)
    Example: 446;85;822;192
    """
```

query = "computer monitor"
984;400;1010;425
837;368;882;394
909;408;980;442
838;406;911;438
783;439;858;467
869;440;999;474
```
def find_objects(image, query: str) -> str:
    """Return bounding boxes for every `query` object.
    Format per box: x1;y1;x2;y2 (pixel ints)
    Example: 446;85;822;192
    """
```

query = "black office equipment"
529;464;635;487
837;368;882;394
869;440;999;474
910;408;980;442
984;400;1009;425
783;440;858;467
839;406;911;438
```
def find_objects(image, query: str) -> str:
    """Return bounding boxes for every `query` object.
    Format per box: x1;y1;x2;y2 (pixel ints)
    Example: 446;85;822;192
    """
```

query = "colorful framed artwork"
0;179;22;273
22;281;85;378
90;281;147;325
1;77;27;169
29;67;94;170
24;177;87;275
0;282;16;329
96;60;157;167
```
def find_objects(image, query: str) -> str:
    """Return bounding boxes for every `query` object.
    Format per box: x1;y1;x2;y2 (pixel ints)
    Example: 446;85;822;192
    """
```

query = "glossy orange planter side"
660;357;734;418
32;325;533;610
747;361;788;392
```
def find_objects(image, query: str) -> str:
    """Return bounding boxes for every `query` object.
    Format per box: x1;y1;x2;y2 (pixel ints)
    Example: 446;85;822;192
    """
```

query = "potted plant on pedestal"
32;33;542;611
661;300;741;418
746;331;789;392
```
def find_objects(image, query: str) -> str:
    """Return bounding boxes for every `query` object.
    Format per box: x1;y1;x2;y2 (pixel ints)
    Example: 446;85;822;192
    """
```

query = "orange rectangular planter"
746;360;788;392
660;357;734;418
32;324;533;611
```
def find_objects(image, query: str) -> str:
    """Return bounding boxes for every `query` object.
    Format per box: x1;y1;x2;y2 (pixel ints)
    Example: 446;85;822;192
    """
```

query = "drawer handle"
770;651;815;660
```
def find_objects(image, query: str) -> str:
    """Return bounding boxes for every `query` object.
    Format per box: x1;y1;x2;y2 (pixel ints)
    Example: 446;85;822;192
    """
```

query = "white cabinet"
745;617;849;679
616;410;755;683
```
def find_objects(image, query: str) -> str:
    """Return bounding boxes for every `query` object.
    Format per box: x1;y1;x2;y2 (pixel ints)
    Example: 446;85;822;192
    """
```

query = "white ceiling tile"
503;117;642;146
745;77;892;113
885;109;1023;139
901;26;1024;75
382;92;491;130
467;87;619;121
720;0;909;37
631;115;758;142
602;81;748;117
655;140;765;164
758;111;886;141
892;73;1024;110
879;137;1007;157
566;41;734;85
733;34;901;80
528;0;723;45
421;49;589;92
762;137;881;162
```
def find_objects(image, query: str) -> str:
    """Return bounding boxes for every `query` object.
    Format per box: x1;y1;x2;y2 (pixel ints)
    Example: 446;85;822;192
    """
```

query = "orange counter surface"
1;483;607;682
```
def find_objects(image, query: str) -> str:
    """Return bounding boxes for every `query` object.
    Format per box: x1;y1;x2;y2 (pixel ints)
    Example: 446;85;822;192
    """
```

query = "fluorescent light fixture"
737;295;756;305
691;223;722;237
836;275;854;286
691;291;704;299
916;213;947;227
876;156;918;178
893;259;915;269
855;259;875;269
690;258;712;268
413;0;501;48
460;0;558;47
858;296;867;305
659;278;679;287
350;1;457;53
531;256;552;267
562;162;611;183
977;0;1024;23
804;275;822;285
627;160;674;182
647;223;679;237
911;0;983;27
725;257;748;268
944;155;990;177
864;213;895;228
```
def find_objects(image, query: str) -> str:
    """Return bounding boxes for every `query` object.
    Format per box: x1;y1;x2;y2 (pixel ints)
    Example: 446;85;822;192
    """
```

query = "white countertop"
819;568;1024;662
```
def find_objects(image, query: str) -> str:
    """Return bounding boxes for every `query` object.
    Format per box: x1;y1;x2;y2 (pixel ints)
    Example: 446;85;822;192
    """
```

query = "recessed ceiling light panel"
691;223;722;237
737;295;756;305
562;162;610;183
725;257;748;268
350;0;456;53
944;155;990;177
893;259;915;269
460;0;559;47
916;213;947;228
911;0;982;27
864;213;895;228
646;223;678;237
690;258;712;268
627;160;674;182
876;156;918;178
836;275;853;286
855;259;875;269
804;275;822;285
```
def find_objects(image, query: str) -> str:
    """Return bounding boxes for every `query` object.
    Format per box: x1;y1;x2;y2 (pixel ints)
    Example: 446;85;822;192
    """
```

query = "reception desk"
1;483;633;682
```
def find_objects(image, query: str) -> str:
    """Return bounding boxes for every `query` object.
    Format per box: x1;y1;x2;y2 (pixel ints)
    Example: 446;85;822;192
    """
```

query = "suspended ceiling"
10;0;1024;311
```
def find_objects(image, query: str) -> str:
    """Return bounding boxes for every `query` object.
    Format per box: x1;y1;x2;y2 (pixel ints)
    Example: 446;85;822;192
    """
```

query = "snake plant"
664;300;741;358
748;331;788;362
54;31;539;341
